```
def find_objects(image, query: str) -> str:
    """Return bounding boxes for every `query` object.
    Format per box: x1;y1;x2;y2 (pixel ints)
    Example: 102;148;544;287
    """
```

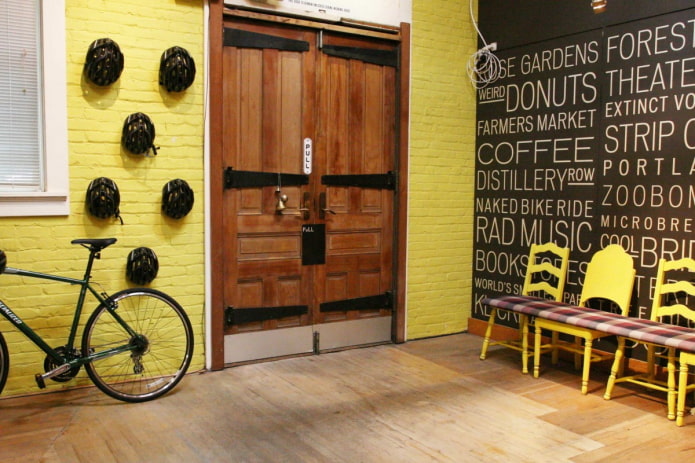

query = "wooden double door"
212;13;404;365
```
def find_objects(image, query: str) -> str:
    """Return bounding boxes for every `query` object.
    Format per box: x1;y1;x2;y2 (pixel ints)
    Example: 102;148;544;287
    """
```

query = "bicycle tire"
0;332;8;395
82;288;193;403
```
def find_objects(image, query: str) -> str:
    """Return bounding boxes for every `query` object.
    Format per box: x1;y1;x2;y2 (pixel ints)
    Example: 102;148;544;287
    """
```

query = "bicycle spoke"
83;289;193;402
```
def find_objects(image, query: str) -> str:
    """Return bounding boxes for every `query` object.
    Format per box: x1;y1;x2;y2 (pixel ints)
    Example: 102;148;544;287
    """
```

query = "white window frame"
0;0;69;217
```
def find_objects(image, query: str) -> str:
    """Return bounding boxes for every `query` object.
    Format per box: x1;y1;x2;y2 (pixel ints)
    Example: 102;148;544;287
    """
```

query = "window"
0;0;68;216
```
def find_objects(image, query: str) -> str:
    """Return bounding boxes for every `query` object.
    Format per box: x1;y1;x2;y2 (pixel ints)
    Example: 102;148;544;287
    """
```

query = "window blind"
0;1;43;192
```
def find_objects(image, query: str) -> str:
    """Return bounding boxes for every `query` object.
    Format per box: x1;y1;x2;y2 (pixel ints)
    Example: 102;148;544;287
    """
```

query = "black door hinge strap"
321;172;396;190
224;167;310;189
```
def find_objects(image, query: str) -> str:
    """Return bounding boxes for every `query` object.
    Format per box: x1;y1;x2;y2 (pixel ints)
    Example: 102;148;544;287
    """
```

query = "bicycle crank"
35;364;74;389
36;346;82;388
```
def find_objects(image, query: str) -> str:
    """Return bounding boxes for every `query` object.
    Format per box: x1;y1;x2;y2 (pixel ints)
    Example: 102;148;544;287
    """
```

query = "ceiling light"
591;0;607;13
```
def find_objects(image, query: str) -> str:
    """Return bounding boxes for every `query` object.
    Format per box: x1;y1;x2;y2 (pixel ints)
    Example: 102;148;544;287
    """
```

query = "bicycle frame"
0;252;138;370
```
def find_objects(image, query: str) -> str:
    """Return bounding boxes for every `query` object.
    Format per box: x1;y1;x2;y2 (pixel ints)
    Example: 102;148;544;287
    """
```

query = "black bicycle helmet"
83;38;124;87
162;179;194;219
126;247;159;285
159;46;196;92
122;112;158;156
86;177;122;223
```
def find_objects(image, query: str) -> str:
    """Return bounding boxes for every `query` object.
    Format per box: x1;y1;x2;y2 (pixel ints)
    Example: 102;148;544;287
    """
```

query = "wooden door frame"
208;0;410;370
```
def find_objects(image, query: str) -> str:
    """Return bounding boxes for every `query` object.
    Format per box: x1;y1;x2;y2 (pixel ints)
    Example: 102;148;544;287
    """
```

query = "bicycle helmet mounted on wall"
86;177;122;223
159;46;196;92
83;38;124;87
126;247;159;285
162;179;194;219
122;112;158;156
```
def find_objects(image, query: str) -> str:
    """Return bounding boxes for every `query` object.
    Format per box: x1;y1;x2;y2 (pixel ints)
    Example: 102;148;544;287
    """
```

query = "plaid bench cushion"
483;295;695;353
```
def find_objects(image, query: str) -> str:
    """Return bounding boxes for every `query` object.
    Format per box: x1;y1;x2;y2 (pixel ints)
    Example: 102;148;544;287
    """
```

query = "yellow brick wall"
0;0;205;397
407;0;477;339
0;0;478;395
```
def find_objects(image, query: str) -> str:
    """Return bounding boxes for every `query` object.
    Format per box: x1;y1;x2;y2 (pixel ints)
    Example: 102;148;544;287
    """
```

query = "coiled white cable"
467;0;501;88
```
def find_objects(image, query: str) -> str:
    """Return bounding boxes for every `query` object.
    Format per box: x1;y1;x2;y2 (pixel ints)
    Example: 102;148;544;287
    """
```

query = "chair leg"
479;307;498;360
617;346;625;378
581;338;593;395
604;337;625;400
551;331;559;364
520;314;529;374
646;345;656;382
677;357;689;426
574;336;582;370
667;348;676;421
534;323;542;378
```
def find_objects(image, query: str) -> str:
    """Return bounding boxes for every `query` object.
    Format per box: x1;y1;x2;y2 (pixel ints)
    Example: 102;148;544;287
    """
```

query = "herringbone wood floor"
0;333;694;462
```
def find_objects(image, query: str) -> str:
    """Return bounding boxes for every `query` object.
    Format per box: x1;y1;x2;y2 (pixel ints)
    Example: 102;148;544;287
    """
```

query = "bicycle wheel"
82;288;193;402
0;332;8;395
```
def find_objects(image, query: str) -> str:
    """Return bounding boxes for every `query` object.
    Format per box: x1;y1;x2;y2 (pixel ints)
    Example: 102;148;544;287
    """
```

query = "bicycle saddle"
71;238;117;252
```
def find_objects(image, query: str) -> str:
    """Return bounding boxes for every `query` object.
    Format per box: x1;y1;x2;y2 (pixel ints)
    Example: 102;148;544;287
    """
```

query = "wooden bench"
482;294;695;425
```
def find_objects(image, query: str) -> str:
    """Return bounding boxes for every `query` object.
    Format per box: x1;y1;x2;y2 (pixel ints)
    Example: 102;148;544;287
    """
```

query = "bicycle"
0;238;193;403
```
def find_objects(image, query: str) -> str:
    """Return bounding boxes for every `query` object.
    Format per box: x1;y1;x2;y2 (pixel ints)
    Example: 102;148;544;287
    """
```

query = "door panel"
221;18;398;362
222;21;315;341
316;32;396;333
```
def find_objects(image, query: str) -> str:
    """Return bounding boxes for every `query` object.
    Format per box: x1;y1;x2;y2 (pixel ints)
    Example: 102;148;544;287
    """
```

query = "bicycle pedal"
36;363;73;388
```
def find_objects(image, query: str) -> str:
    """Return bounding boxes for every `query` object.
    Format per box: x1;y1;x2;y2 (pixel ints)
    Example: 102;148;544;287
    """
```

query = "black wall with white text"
473;2;695;326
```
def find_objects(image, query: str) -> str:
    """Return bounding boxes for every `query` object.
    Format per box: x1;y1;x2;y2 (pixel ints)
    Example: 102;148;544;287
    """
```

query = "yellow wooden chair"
604;257;695;421
533;244;635;394
677;349;695;426
480;242;570;374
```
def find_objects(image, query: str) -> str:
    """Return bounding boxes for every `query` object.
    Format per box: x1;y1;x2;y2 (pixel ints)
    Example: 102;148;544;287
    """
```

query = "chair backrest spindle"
651;257;695;325
522;242;570;302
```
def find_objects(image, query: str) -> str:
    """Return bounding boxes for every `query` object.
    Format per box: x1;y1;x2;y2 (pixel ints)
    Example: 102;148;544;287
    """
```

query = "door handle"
298;191;311;220
318;192;335;220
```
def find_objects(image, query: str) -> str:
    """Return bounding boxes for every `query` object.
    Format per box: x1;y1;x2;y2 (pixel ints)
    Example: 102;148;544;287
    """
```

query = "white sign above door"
223;0;407;27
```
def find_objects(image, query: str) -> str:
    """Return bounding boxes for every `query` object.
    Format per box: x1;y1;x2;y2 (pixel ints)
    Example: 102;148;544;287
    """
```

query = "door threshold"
223;317;392;364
